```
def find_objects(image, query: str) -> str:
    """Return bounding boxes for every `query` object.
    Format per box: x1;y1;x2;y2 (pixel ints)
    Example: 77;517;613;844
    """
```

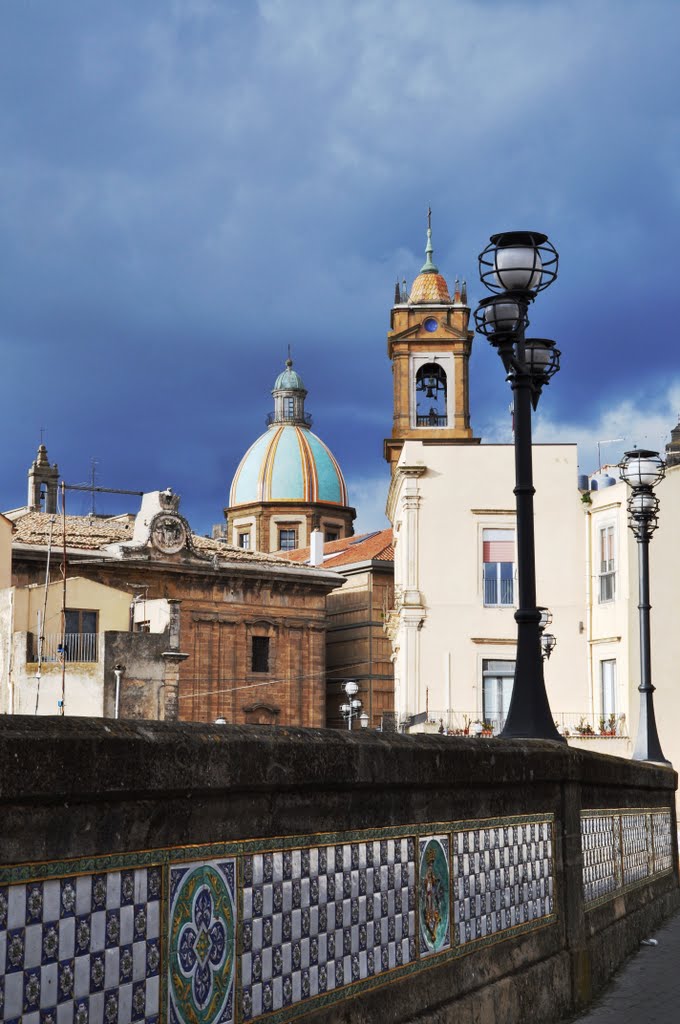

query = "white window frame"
482;659;516;731
598;523;616;603
482;528;516;607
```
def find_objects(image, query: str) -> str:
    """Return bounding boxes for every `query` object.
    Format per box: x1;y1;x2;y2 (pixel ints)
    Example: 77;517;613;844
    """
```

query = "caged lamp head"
619;449;666;490
474;293;530;339
523;339;561;384
478;231;559;296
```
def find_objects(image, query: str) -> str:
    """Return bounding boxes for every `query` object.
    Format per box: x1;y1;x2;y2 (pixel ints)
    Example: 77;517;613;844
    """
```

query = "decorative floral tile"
167;859;236;1024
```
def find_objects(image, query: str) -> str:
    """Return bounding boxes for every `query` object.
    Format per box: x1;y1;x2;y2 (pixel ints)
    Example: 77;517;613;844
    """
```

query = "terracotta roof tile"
11;511;135;549
279;528;394;569
409;272;451;304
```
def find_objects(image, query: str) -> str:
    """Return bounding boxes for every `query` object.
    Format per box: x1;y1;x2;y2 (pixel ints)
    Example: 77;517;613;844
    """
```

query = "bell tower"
27;444;59;513
384;212;479;471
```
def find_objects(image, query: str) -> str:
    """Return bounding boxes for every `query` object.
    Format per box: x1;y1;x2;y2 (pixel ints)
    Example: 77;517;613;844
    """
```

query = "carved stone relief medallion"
150;513;187;555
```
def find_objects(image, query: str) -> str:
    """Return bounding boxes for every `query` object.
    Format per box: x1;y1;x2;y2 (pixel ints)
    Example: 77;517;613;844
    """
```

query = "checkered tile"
581;814;621;904
0;868;161;1023
652;810;673;873
453;822;553;946
621;813;651;886
240;839;416;1019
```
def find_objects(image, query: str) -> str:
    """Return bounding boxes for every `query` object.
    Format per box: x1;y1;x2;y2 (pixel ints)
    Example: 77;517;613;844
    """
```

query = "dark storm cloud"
1;0;679;531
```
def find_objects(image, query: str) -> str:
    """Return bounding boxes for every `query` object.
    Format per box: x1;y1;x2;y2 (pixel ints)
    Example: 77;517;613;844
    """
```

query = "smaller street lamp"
619;449;670;764
359;712;370;729
340;680;363;731
537;607;556;660
541;633;557;661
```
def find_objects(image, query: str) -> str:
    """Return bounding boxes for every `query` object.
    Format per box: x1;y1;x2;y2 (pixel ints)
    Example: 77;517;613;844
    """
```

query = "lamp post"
340;680;363;731
538;607;557;661
619;449;670;764
474;231;563;741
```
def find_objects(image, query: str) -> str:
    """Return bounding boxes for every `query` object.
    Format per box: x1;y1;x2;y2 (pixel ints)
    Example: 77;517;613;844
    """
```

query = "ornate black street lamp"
619;449;670;764
474;231;563;741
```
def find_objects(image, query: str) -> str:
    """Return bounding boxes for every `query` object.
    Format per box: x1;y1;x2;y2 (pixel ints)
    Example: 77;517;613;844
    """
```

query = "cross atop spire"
420;206;439;274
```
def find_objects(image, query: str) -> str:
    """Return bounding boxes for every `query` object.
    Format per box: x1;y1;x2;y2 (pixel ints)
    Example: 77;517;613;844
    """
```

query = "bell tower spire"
384;214;479;471
420;207;439;274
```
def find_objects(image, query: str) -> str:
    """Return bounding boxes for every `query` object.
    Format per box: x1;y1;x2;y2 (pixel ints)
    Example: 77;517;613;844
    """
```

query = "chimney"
310;529;325;567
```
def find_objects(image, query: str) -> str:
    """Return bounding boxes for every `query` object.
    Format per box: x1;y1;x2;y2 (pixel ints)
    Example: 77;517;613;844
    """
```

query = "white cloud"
484;379;680;475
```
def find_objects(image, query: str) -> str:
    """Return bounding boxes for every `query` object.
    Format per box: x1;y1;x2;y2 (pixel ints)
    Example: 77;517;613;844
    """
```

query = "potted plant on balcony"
575;717;595;737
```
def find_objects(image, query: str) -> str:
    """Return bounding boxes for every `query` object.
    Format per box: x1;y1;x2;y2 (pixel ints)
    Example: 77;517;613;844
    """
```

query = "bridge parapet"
0;718;677;1023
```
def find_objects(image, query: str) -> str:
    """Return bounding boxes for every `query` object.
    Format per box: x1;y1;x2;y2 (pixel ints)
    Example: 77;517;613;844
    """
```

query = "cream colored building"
582;456;680;769
386;442;590;735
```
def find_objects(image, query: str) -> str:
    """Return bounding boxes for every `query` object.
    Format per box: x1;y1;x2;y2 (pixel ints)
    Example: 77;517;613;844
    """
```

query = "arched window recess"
415;363;448;426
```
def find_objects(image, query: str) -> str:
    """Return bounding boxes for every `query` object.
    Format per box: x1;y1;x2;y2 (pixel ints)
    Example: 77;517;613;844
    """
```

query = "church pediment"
389;321;469;343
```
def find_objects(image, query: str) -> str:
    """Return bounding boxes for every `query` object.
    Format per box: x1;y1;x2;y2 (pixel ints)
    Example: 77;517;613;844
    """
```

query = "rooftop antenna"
597;438;624;473
90;457;99;515
39;426;47;445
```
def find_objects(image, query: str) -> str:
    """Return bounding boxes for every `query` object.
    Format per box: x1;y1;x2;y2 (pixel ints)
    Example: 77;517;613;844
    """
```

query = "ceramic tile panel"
581;814;621;904
418;837;450;957
1;814;559;1023
452;822;554;947
0;867;161;1024
239;838;416;1021
621;813;651;886
651;810;673;873
168;858;236;1024
581;807;674;908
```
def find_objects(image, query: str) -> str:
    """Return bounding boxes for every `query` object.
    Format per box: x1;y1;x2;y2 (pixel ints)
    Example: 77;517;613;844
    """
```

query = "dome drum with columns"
226;359;355;553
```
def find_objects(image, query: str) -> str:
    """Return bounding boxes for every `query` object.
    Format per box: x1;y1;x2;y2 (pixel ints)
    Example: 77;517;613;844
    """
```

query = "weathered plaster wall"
0;720;677;1024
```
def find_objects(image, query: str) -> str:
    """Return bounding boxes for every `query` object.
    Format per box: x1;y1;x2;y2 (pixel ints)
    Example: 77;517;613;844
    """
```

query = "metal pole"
632;533;669;763
501;356;562;741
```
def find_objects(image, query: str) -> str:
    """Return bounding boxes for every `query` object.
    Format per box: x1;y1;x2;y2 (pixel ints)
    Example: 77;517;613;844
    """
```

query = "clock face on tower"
423;317;438;332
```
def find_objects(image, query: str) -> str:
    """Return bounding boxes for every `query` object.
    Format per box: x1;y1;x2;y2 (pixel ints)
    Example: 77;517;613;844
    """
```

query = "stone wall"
0;718;677;1024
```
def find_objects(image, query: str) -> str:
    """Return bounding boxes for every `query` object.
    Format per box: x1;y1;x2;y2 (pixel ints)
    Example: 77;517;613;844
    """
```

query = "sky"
1;0;679;535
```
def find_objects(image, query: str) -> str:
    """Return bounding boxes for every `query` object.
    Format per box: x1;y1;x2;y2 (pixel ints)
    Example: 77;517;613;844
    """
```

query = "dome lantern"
269;357;311;427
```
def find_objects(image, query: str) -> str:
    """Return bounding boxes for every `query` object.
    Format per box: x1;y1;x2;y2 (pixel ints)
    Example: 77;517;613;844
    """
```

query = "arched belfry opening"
415;363;447;426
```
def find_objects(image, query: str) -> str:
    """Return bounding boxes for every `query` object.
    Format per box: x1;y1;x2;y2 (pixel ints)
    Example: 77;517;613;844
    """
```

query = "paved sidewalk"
568;910;680;1023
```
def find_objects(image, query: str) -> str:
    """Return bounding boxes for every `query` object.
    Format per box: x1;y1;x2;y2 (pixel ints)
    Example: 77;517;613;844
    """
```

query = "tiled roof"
9;510;314;570
409;272;451;304
11;511;135;549
279;528;394;569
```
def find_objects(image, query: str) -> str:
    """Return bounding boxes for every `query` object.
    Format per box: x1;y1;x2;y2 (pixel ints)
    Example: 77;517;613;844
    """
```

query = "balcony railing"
422;710;629;739
483;578;515;606
28;632;99;664
416;414;447;427
266;411;313;427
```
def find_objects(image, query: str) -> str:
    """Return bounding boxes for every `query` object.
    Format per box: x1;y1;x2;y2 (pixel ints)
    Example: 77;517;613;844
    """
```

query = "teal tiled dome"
229;424;349;506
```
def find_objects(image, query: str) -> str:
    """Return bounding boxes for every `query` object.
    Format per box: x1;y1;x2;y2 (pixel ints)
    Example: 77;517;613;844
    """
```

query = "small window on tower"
284;397;295;419
325;530;340;543
238;531;251;550
252;636;270;673
279;528;297;550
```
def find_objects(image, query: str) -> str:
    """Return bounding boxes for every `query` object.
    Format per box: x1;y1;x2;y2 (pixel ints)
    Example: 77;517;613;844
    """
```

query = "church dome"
408;213;451;304
229;424;349;506
229;359;349;507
